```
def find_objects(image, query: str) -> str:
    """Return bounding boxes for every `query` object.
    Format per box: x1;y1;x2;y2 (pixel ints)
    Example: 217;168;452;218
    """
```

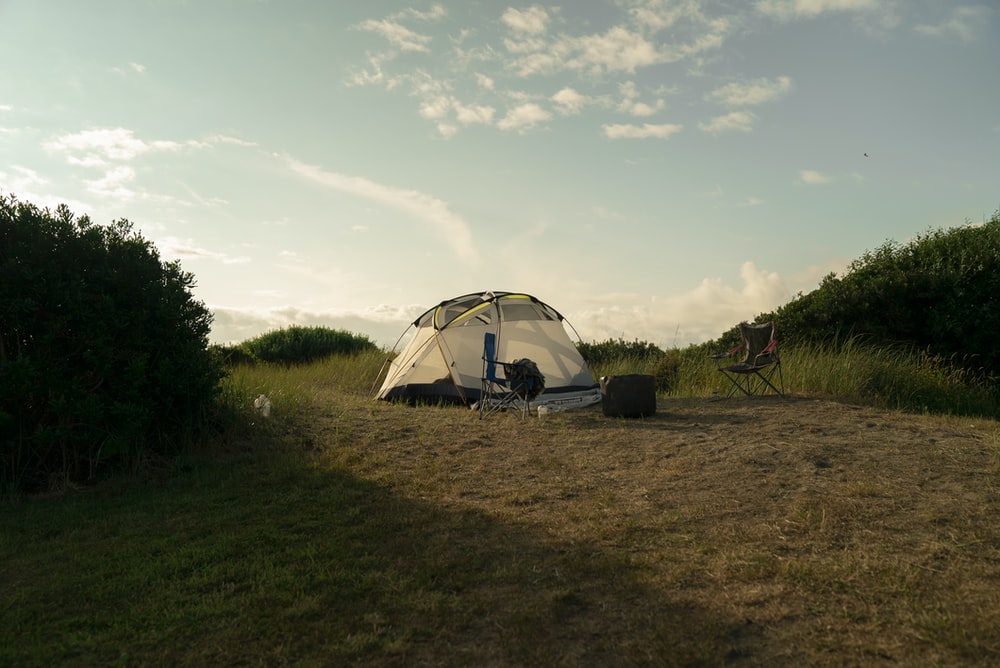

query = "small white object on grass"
253;394;271;418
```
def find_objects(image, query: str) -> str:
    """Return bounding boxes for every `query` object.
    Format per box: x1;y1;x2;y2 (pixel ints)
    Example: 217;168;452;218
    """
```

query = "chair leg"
479;383;526;418
754;371;783;396
720;371;751;397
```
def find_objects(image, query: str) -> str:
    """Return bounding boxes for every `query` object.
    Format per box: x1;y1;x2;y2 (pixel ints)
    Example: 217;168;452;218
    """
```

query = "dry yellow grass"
302;392;1000;666
8;382;995;666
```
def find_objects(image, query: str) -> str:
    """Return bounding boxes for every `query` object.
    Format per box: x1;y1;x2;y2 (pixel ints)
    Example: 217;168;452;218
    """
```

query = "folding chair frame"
711;321;784;398
479;332;534;418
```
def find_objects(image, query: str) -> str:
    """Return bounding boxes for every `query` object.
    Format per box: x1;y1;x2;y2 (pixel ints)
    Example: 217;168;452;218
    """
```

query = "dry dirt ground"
311;393;1000;666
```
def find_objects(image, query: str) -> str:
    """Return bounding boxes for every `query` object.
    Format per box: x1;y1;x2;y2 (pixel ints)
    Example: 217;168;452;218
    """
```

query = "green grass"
589;338;1000;419
2;456;423;665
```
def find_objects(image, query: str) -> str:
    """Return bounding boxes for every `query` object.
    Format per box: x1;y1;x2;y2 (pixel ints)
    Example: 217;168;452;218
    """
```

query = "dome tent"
375;291;601;410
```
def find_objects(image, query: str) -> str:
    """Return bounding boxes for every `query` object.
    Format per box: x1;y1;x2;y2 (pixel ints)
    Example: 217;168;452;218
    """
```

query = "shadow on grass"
2;447;759;667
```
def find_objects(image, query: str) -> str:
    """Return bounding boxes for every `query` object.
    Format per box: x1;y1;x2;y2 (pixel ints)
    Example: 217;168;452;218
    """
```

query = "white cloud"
345;53;392;87
418;95;451;120
206;259;795;348
355;19;433;52
435;121;459;138
551;87;590;115
573;262;790;347
506;18;725;77
501;6;551;36
157;236;250;265
628;0;707;32
915;6;991;44
205;134;257;147
0;167;91;214
617;81;665;116
41;128;214;203
699;111;756;134
1;165;48;191
284;157;479;264
497;103;551;132
625;100;665;117
568;27;670;74
452;100;495;125
708;76;792;106
408;75;495;131
474;72;495;90
603;123;683;139
208;304;422;347
112;62;147;76
350;5;727;132
45;128;181;164
756;0;879;21
800;169;833;184
85;165;137;199
393;3;447;22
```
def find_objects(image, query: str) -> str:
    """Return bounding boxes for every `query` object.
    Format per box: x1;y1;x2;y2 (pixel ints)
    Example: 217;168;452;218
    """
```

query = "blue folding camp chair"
479;332;544;418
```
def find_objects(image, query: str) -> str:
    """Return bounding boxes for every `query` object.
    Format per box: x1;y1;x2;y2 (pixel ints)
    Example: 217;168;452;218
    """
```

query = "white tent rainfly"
375;291;601;411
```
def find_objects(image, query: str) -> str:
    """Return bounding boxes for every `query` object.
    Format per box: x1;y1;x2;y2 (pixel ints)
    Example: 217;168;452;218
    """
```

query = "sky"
1;1;998;350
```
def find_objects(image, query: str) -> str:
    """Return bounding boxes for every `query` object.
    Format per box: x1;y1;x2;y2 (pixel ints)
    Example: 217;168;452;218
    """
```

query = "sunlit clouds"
45;128;181;164
1;1;995;350
756;0;881;21
699;111;756;135
914;5;992;43
708;76;793;107
800;169;833;184
158;236;250;265
283;157;479;265
574;262;791;347
603;122;683;139
347;1;734;138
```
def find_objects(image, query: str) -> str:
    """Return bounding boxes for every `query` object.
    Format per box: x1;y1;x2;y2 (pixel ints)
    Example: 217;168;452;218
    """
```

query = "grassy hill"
3;356;998;665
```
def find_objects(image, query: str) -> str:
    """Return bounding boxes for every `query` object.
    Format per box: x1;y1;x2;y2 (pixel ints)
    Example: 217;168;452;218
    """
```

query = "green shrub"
210;343;257;367
236;326;379;365
763;210;1000;378
0;195;221;496
577;338;665;365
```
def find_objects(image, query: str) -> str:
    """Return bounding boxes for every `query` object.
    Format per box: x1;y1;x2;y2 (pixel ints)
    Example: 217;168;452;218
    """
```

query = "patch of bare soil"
312;394;1000;666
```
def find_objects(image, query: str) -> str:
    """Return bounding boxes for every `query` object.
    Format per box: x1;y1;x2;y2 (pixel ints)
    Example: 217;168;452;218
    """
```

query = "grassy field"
3;353;999;666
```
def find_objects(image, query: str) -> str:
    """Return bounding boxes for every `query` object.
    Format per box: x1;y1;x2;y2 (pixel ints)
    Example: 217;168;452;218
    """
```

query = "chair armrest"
710;344;742;359
752;340;778;365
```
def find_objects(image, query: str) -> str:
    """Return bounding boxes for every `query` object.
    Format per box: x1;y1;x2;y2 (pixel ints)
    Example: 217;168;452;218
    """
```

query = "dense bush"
577;338;680;393
0;195;220;495
577;338;665;365
222;326;379;365
761;211;1000;379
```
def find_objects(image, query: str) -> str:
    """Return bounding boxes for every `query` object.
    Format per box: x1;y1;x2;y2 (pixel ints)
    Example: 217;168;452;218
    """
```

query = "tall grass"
591;338;1000;419
222;344;998;422
784;337;998;417
217;350;387;425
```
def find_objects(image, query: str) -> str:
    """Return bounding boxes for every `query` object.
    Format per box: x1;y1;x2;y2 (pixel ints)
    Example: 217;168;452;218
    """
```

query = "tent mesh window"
500;302;554;321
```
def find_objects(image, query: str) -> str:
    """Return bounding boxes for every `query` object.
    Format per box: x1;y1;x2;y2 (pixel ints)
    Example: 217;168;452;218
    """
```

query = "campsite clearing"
309;394;1000;666
3;392;999;666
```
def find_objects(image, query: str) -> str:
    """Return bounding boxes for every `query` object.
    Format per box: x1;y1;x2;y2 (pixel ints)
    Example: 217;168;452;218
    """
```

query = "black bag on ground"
600;374;656;418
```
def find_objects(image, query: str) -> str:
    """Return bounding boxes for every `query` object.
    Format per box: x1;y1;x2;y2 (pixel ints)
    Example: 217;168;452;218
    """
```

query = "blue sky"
2;1;997;348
